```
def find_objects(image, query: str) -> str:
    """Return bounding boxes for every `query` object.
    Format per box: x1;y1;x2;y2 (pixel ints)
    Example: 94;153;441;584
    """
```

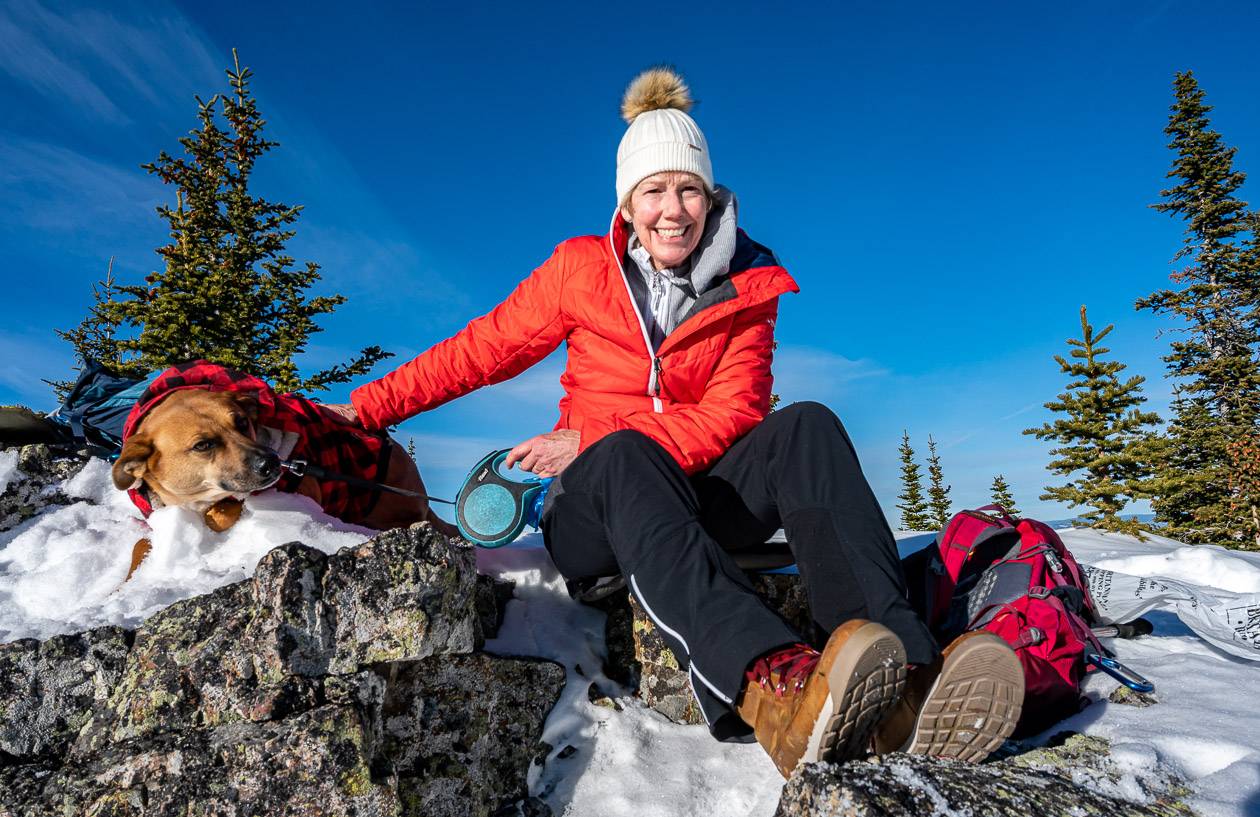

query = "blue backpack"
45;360;157;457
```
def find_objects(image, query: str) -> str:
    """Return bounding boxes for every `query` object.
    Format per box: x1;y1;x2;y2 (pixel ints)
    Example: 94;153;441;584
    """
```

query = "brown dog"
113;389;456;578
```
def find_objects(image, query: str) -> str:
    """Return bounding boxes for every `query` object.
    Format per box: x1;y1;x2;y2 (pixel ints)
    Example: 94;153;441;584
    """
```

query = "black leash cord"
282;458;455;505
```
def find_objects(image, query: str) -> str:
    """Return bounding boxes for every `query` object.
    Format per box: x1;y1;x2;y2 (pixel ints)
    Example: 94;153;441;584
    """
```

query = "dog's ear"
112;436;153;490
233;392;260;422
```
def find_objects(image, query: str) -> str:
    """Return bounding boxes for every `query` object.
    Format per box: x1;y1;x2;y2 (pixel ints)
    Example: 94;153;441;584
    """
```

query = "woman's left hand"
505;429;580;477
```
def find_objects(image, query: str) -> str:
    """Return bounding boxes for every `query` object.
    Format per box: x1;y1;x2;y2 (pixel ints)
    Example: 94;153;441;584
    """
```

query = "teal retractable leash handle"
455;450;552;548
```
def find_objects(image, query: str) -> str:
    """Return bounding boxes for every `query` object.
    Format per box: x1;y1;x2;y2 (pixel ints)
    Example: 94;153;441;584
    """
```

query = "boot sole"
905;631;1024;762
803;621;908;766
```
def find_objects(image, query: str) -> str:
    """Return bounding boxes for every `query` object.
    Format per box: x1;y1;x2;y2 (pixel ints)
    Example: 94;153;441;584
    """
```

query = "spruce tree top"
60;50;390;393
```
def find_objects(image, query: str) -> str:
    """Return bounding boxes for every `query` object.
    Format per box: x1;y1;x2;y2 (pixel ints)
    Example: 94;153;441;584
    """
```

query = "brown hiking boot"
735;619;907;778
872;630;1024;762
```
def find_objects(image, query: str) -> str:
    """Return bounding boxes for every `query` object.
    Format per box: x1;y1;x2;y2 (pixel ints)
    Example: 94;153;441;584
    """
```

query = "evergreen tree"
1227;431;1260;549
1024;306;1161;534
926;435;952;529
406;437;417;464
1137;71;1260;544
895;431;931;531
989;474;1020;517
58;50;390;393
51;259;126;395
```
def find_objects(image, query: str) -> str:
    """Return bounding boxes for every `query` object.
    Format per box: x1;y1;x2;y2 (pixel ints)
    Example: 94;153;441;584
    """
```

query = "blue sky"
2;1;1258;525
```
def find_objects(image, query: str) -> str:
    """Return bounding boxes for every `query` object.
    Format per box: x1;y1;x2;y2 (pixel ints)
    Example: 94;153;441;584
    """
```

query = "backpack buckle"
1015;626;1044;648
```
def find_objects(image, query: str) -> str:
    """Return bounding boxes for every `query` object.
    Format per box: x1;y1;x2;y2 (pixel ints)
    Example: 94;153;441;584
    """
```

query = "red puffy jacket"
350;214;799;474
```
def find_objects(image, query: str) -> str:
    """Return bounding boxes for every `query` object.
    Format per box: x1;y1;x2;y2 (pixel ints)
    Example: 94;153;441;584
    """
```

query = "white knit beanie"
616;68;713;205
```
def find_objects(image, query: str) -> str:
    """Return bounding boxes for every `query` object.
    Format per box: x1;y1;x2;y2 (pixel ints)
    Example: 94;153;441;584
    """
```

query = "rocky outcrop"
0;523;566;817
0;626;131;763
776;734;1195;817
0;444;87;532
378;655;565;815
607;573;812;724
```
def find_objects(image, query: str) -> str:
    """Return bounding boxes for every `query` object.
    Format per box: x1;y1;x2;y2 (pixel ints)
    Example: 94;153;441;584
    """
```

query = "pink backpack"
924;506;1109;736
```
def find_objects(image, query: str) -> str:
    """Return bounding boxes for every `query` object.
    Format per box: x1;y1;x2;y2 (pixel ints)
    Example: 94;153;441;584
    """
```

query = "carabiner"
1086;650;1154;693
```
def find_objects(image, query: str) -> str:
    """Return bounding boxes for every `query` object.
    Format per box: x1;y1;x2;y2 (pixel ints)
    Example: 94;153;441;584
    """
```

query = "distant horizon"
3;1;1258;526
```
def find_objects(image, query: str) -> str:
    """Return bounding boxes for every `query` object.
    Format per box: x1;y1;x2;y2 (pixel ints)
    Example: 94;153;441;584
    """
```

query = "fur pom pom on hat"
616;67;713;204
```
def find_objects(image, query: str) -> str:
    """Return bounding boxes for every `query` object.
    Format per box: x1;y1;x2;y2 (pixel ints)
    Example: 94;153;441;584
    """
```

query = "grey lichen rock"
30;705;400;817
1;524;566;816
1008;733;1192;814
628;573;812;725
1109;685;1159;707
324;526;479;672
0;761;58;816
73;527;478;755
0;443;87;532
776;747;1195;817
474;574;516;646
0;625;130;762
377;654;566;817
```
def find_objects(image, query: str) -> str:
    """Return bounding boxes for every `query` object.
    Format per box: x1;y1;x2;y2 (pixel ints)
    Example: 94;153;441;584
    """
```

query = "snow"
0;458;374;642
479;541;785;816
1089;542;1260;594
2;459;1260;816
0;449;18;493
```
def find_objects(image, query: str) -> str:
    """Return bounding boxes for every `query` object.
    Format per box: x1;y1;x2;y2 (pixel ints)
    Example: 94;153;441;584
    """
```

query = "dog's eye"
191;439;218;453
233;415;251;433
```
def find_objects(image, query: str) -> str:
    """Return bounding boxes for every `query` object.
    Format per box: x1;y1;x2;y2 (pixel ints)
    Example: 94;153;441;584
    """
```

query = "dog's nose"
250;448;280;481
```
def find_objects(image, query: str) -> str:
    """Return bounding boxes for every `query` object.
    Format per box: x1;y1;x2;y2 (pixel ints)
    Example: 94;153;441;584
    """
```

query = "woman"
329;68;1023;777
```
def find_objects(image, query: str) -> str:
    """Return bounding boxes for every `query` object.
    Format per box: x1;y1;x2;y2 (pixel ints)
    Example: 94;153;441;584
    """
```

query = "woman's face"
622;172;709;270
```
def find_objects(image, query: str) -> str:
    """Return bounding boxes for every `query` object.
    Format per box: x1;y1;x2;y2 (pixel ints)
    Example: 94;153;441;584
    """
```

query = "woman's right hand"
321;403;361;426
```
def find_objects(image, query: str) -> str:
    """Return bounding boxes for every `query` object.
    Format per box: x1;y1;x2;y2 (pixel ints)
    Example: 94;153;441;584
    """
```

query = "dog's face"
112;390;281;510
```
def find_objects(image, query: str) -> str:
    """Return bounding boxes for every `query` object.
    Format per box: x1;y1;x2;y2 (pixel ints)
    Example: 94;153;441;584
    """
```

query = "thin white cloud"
294;223;464;308
485;352;567;405
0;330;74;408
0;0;222;124
0;135;159;232
68;6;222;108
998;402;1040;422
0;4;125;122
402;432;509;474
771;345;889;405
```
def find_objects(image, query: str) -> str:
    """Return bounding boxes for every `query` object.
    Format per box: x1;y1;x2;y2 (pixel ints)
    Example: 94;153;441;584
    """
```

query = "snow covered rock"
0;444;86;532
775;735;1194;817
0;524;566;816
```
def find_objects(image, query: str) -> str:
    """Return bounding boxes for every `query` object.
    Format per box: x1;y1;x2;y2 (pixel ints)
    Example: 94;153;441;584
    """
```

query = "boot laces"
746;643;820;698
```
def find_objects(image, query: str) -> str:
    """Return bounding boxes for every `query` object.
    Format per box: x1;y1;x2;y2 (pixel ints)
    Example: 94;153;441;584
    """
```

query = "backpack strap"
975;504;1020;526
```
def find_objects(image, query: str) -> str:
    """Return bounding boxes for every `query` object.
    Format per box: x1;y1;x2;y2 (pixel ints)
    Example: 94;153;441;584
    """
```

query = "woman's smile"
624;171;709;270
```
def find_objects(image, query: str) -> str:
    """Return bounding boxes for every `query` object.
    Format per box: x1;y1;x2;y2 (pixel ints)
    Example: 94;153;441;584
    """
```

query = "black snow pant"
542;401;939;741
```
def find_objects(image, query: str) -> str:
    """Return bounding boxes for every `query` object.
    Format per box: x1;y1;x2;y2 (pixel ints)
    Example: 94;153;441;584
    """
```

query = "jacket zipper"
605;212;791;412
609;214;664;413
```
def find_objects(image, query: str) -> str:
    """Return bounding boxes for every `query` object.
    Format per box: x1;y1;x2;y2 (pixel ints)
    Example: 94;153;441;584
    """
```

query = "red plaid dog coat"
122;361;392;524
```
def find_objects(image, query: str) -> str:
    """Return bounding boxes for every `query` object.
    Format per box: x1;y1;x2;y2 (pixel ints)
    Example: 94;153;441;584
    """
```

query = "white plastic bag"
1083;565;1260;661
